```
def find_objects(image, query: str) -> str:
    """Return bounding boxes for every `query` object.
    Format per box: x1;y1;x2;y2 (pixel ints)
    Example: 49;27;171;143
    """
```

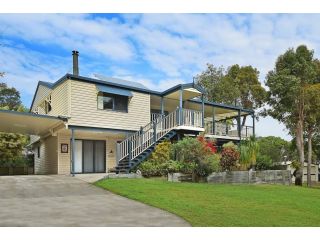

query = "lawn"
95;178;320;227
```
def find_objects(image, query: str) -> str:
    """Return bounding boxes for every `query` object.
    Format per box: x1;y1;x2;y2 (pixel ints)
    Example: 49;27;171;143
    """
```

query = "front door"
74;140;106;173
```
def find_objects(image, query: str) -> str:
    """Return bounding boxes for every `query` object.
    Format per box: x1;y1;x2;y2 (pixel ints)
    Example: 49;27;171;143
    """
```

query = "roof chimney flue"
72;50;79;76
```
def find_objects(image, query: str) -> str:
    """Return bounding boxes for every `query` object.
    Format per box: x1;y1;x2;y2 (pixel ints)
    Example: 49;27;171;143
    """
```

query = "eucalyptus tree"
265;45;320;185
196;64;266;126
303;83;320;187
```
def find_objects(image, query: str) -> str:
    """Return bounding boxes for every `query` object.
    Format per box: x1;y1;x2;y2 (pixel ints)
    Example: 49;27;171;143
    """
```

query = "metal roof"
30;73;254;114
94;74;149;90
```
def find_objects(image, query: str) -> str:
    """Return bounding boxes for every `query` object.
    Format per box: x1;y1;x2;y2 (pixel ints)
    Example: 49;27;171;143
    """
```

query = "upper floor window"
97;92;128;112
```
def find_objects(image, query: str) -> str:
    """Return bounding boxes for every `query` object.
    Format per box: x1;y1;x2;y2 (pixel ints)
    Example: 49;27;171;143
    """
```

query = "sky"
1;13;320;140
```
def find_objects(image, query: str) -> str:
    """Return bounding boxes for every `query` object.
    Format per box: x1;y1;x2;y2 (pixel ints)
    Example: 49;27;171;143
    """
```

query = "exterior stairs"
115;108;203;173
115;130;177;173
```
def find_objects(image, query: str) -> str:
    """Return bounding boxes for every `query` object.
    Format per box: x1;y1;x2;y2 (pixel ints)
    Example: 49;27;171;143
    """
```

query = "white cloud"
0;14;135;61
3;13;320;140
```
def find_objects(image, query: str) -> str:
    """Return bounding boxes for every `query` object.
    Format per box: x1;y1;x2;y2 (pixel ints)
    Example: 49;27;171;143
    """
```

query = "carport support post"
71;128;75;176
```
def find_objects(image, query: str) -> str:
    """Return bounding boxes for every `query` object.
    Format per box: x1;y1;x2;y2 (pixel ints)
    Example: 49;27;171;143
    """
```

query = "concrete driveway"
0;175;189;226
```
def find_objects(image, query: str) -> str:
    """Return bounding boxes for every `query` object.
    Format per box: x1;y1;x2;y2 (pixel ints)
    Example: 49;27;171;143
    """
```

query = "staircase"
115;108;203;173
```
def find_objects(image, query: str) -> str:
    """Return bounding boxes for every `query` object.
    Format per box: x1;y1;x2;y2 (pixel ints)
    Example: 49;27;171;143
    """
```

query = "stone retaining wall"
207;170;291;185
168;170;292;185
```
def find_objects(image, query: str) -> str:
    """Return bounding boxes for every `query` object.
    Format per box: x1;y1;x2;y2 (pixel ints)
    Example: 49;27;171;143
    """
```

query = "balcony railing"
205;121;253;139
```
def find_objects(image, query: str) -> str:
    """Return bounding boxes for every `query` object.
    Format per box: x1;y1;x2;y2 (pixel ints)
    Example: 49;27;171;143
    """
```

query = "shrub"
239;137;259;170
197;136;217;153
0;156;32;168
196;154;221;176
170;137;209;164
139;141;173;177
148;140;172;164
255;154;273;170
222;141;238;150
139;161;163;177
220;145;240;171
171;137;220;178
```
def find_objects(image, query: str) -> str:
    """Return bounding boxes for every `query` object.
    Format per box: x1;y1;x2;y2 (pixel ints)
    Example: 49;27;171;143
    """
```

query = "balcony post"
201;94;205;128
238;110;241;140
212;107;215;135
160;97;164;116
140;126;144;149
252;112;255;138
179;86;183;125
225;119;228;135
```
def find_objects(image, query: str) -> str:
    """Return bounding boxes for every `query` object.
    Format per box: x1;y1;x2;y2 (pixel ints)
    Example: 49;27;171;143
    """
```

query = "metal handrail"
117;108;203;163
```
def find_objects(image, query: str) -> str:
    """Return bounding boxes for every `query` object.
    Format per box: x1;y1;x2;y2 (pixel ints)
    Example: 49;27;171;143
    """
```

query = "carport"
0;109;67;175
0;109;66;136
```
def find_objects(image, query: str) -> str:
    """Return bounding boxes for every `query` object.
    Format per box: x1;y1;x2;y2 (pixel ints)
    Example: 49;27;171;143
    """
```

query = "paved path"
0;175;189;226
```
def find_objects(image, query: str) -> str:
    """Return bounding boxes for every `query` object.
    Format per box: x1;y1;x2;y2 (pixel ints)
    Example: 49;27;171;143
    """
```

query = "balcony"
204;121;253;140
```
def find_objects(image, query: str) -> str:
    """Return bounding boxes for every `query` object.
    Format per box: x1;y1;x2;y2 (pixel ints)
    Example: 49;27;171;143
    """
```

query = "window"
97;92;128;112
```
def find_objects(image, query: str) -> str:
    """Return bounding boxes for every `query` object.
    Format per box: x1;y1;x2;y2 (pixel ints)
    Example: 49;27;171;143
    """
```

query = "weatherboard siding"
49;80;69;117
31;85;51;112
34;136;58;174
69;80;150;131
57;132;123;174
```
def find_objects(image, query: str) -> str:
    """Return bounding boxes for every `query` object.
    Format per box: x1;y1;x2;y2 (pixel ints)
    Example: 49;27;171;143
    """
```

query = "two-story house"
0;51;255;175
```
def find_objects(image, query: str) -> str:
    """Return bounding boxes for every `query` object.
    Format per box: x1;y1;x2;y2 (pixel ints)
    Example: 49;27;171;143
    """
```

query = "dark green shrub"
139;161;163;177
0;156;32;168
256;154;273;170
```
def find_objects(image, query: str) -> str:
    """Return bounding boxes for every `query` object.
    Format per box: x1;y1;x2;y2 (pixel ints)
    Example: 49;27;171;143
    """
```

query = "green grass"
95;178;320;227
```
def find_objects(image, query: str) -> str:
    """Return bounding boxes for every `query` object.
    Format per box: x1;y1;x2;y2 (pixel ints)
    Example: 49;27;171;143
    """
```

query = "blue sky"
1;13;320;140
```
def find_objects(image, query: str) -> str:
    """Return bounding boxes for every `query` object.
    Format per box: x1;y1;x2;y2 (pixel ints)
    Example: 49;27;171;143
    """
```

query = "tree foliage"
303;83;320;186
195;63;267;110
265;45;320;185
0;80;29;163
0;82;22;111
256;136;291;164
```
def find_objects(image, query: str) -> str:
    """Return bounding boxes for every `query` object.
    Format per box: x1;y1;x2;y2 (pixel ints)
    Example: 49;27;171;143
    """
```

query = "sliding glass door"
94;141;105;172
73;140;106;173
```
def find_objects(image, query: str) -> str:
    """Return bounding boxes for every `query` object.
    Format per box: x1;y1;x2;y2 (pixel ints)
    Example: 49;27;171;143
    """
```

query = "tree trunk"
295;120;304;186
307;130;312;187
241;115;247;128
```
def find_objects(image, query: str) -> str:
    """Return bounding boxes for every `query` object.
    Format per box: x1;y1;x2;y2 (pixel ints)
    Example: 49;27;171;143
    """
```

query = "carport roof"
0;110;66;135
